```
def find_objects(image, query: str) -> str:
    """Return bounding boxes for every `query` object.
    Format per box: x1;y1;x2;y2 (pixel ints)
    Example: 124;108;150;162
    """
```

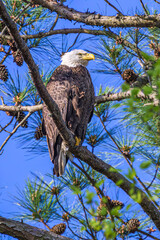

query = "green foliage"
15;178;60;223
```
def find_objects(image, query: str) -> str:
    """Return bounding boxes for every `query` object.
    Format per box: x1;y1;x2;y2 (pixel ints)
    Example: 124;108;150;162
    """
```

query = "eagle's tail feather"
57;142;73;176
58;142;67;176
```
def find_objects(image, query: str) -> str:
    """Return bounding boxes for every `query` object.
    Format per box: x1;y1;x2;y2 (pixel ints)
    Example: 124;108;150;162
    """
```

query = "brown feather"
42;65;94;176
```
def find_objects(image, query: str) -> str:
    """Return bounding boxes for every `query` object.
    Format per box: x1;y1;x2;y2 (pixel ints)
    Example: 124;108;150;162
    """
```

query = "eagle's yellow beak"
82;53;95;61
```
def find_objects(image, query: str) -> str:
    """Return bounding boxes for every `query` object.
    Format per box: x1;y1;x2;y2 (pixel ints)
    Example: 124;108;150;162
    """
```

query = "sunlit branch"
30;0;160;28
0;104;43;112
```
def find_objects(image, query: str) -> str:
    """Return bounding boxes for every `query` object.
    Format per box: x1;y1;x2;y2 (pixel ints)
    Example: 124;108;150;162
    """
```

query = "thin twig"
139;0;149;15
0;116;14;133
0;47;11;64
50;14;59;31
40;219;51;231
67;223;88;240
78;194;96;240
0;112;32;153
153;0;160;4
71;160;115;226
137;229;160;240
104;0;123;15
147;163;159;189
66;32;80;53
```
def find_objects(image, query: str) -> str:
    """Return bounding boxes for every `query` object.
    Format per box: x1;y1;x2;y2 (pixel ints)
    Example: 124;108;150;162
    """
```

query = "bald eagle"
42;49;95;176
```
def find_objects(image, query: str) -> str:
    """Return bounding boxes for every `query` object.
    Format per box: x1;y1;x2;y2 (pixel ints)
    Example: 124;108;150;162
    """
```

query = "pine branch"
0;104;43;112
0;216;72;240
31;0;160;28
1;0;160;231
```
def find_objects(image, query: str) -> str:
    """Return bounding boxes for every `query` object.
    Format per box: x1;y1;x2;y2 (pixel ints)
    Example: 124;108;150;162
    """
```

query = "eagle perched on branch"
42;49;95;176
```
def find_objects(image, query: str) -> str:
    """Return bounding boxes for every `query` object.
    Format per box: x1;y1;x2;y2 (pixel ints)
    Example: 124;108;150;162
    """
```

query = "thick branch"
0;216;72;240
1;0;160;231
71;146;160;230
0;104;43;112
33;0;160;28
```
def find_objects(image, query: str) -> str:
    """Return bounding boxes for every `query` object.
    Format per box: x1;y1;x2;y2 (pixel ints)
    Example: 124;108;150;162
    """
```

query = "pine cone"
16;111;28;128
126;218;140;233
13;50;23;66
51;223;66;235
97;200;108;221
5;111;16;117
154;48;160;59
8;40;23;66
122;69;138;84
51;186;59;195
110;200;124;209
120;145;131;160
87;134;98;146
0;64;8;82
34;124;43;140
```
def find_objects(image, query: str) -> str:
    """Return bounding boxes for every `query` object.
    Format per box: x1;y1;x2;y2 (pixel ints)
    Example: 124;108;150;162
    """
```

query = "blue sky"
0;0;160;239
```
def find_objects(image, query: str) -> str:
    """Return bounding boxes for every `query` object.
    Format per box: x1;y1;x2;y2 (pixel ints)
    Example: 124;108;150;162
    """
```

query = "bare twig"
0;112;32;153
0;117;14;133
50;13;59;30
66;223;88;240
153;0;160;4
78;194;96;240
0;47;11;64
104;0;123;15
139;0;149;15
65;32;80;53
137;229;160;240
147;163;159;189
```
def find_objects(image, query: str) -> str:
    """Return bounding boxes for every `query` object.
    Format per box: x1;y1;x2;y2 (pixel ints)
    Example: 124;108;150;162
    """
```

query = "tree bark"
0;216;72;240
33;0;160;28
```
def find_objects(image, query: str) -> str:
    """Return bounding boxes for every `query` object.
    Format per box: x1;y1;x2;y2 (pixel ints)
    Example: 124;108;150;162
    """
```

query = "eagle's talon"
75;136;81;146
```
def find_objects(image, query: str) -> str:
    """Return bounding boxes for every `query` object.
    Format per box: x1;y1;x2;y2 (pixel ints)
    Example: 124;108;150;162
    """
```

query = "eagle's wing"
42;66;72;175
43;65;95;176
66;65;95;142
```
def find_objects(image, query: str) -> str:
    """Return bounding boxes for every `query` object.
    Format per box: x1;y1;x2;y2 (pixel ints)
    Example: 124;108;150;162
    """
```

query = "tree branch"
1;0;160;231
0;104;43;112
32;0;160;28
0;216;72;240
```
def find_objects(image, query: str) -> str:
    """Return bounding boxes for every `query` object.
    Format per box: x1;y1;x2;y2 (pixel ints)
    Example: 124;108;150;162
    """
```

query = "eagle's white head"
61;49;95;67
